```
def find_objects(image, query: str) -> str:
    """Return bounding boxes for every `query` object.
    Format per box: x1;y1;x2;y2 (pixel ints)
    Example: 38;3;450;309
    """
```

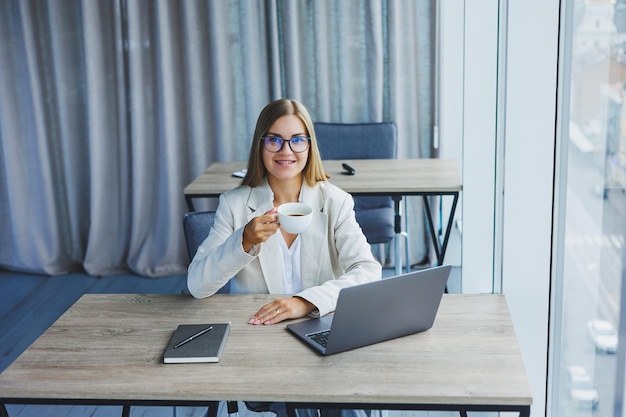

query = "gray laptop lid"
286;265;451;355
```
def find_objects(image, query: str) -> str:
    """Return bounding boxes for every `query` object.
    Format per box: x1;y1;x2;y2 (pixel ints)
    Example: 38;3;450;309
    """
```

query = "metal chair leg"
227;400;239;417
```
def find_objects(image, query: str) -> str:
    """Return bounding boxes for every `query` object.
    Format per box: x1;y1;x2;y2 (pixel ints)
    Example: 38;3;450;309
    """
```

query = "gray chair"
182;210;230;294
181;211;234;417
314;122;404;266
182;212;314;416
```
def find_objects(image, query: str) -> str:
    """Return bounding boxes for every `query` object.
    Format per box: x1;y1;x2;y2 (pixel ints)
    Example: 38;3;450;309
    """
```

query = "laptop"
286;265;451;355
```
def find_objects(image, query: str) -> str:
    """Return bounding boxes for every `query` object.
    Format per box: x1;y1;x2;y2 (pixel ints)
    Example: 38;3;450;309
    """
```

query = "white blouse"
278;234;303;294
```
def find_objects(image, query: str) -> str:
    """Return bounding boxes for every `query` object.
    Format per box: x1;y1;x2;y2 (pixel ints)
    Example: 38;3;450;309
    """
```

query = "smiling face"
262;115;309;184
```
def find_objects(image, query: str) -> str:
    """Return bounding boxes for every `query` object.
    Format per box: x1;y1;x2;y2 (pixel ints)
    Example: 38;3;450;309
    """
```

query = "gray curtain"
0;0;434;277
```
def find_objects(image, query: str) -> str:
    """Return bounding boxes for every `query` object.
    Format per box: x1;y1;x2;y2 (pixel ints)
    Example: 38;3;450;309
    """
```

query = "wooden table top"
0;293;531;409
184;159;462;198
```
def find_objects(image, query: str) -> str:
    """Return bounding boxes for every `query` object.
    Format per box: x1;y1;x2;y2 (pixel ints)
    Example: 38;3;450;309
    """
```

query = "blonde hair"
241;99;327;187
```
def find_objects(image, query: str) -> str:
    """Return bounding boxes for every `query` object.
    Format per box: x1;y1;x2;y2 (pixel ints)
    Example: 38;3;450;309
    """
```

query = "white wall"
440;1;560;416
501;1;559;416
437;0;466;271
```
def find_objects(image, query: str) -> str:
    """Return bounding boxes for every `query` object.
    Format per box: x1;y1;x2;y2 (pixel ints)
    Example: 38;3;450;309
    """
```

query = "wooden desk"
184;159;463;272
0;294;531;417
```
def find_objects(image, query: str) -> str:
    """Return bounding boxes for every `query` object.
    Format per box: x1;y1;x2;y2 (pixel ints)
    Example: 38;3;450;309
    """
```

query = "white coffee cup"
277;203;313;234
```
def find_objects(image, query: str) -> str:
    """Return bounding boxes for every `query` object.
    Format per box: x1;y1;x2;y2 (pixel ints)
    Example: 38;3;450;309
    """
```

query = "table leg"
204;405;217;417
186;196;196;212
121;405;131;417
285;403;298;417
439;193;459;264
393;196;403;276
403;199;410;274
0;404;9;417
518;407;530;417
422;193;459;266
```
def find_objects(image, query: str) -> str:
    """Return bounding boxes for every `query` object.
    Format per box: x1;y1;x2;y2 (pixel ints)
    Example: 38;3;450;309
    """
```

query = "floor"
0;267;469;417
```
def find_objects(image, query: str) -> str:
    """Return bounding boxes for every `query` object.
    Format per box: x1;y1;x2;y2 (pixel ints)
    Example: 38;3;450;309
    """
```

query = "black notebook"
163;323;231;364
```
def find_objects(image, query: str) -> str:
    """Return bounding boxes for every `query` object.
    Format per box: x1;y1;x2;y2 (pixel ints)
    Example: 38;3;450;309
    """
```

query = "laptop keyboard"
307;330;330;348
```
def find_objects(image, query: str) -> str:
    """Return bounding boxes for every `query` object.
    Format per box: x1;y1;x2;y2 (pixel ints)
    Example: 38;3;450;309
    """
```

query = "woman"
187;98;382;325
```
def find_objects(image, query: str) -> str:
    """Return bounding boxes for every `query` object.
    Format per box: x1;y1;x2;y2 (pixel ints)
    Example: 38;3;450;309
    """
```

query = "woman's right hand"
242;207;280;252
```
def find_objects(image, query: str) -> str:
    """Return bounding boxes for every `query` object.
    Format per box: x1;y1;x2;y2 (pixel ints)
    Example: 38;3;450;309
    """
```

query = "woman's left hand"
248;296;316;325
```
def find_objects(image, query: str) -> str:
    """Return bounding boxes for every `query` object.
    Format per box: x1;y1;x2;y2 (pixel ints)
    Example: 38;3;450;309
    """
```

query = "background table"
0;293;531;417
184;159;463;273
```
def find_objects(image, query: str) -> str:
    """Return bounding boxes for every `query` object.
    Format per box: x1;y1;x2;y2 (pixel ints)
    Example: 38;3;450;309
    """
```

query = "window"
553;0;625;415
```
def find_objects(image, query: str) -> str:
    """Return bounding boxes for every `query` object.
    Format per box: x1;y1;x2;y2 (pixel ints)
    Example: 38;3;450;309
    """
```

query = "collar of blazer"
245;178;327;294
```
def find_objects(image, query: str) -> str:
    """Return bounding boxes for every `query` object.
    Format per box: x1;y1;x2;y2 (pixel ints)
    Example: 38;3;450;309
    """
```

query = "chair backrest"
183;211;216;259
182;211;230;294
314;122;397;161
314;122;397;245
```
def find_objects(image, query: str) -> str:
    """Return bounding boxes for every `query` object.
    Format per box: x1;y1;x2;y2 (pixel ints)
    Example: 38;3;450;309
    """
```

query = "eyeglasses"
261;135;310;153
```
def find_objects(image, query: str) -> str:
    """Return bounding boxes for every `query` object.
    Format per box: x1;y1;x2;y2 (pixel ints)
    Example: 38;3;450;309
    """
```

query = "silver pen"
174;326;213;349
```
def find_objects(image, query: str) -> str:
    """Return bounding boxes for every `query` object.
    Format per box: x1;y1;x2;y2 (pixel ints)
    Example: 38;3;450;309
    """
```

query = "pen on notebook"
174;326;213;349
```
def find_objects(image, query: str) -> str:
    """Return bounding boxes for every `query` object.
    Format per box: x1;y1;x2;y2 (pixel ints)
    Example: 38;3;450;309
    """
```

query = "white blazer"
187;178;382;316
